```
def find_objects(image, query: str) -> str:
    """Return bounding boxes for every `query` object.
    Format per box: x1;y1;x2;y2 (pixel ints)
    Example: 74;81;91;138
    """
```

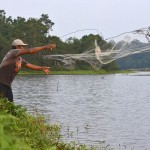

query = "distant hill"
114;39;150;69
117;52;150;69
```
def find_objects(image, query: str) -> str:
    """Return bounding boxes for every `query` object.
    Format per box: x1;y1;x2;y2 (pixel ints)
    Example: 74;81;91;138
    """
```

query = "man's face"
16;45;26;50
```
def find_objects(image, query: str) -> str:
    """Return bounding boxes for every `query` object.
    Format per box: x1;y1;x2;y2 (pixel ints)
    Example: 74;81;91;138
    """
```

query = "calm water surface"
13;72;150;149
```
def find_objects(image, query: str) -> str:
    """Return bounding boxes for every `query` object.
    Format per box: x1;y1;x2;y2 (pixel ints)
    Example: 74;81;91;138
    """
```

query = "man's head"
12;39;28;49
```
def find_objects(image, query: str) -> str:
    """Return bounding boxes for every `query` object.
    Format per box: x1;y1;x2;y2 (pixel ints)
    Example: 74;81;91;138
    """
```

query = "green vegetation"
0;98;60;150
18;69;132;75
0;98;96;150
18;70;108;75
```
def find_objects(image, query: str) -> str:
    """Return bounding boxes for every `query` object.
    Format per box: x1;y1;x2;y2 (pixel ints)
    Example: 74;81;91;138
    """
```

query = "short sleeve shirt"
0;49;28;87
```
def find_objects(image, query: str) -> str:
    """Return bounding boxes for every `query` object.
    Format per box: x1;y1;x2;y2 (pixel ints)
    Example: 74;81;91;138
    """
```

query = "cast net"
44;27;150;70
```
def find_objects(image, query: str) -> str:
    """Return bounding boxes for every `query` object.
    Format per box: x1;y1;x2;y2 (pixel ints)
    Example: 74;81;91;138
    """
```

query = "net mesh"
44;27;150;70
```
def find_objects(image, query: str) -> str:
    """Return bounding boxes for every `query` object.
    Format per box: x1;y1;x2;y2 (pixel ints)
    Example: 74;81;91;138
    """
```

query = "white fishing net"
44;27;150;70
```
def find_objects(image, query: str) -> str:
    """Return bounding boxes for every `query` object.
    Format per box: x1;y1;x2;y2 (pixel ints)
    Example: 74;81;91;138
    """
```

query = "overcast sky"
1;0;150;40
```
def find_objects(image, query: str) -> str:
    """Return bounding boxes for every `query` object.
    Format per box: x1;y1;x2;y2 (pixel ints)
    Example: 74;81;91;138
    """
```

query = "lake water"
12;72;150;150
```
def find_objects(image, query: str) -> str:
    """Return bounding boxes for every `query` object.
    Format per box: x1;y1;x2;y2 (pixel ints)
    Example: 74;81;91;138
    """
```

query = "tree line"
0;10;119;71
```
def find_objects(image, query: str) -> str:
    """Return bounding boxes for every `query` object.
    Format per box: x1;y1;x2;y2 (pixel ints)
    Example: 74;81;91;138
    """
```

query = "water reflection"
13;73;150;149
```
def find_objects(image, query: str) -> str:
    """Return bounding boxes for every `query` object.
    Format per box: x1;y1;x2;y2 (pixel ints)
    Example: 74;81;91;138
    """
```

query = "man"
0;39;56;102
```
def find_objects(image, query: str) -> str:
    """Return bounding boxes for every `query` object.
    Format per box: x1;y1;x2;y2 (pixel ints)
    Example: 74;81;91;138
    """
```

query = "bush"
0;98;60;150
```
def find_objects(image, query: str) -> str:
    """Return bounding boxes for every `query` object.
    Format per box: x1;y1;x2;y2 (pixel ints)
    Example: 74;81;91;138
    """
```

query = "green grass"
18;70;45;75
52;70;107;75
18;69;132;75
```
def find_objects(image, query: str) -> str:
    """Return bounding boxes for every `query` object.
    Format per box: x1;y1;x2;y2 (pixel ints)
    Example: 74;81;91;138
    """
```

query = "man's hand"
25;63;51;74
42;67;51;74
47;44;56;50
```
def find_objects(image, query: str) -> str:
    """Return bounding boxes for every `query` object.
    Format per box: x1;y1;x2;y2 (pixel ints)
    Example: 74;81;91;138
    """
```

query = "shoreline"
18;69;133;75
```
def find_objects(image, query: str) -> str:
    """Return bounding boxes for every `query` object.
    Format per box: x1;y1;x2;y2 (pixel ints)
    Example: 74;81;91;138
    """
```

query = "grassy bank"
0;98;96;150
18;69;132;75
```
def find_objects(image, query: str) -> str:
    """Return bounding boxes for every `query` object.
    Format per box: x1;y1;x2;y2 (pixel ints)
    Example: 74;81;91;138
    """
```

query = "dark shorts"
0;83;13;102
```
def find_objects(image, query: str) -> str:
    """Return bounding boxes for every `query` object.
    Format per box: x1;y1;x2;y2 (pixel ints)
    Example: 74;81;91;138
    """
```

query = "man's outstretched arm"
19;44;56;55
24;63;51;74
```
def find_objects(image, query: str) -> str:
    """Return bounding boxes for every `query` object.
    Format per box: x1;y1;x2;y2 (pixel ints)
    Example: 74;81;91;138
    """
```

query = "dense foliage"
0;98;60;150
0;10;119;71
